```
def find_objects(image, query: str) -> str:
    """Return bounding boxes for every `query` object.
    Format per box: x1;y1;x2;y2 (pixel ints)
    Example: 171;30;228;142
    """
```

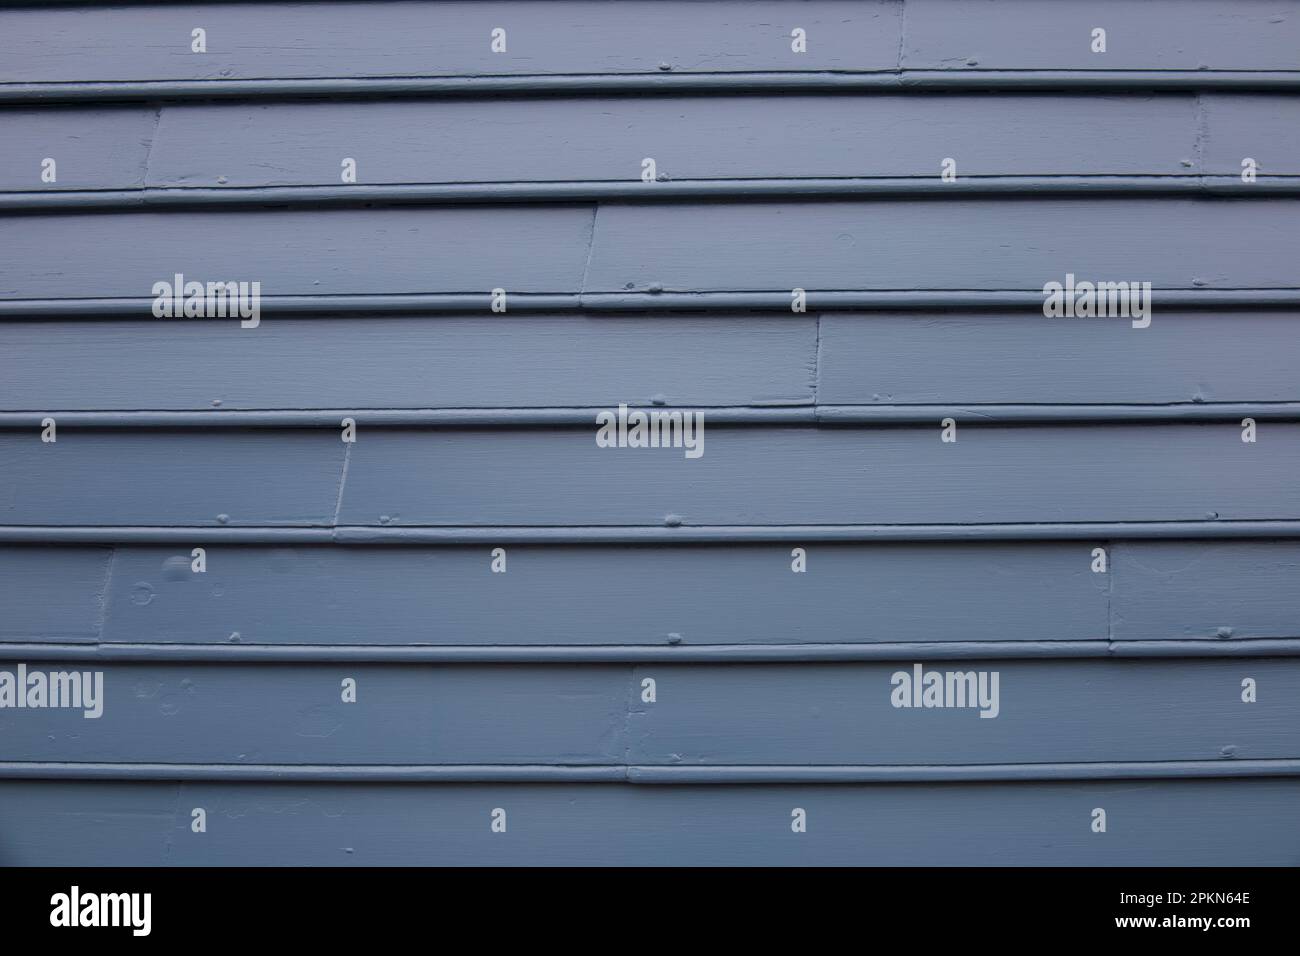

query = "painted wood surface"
3;199;1296;298
0;431;345;526
0;207;595;298
0;316;817;410
0;543;1108;645
14;94;1300;194
336;424;1298;526
8;540;1299;647
146;95;1198;185
0;662;630;765
5;0;1296;86
622;659;1298;765
816;312;1300;404
0;107;156;192
581;199;1300;293
1113;542;1300;641
0;1;901;83
1;95;1200;193
0;658;1290;765
1201;94;1300;175
0;547;110;642
902;0;1300;72
3;0;1299;867
7;311;1300;410
4;424;1293;526
1;778;1297;866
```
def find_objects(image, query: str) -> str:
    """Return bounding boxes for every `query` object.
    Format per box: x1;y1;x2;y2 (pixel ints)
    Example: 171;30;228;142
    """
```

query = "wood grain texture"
817;312;1300;404
0;315;816;410
1;778;1298;865
0;542;1104;645
337;424;1300;526
0;547;110;641
1201;94;1300;176
0;107;157;192
1114;542;1300;641
138;95;1198;187
903;0;1300;71
0;1;900;83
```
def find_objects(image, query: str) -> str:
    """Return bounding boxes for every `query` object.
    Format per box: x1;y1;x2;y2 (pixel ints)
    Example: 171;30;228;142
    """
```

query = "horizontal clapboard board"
6;312;1300;410
0;431;345;526
0;662;628;765
625;659;1298;765
0;207;595;298
337;424;1294;526
1201;95;1300;175
3;424;1294;526
0;315;818;410
0;1;900;84
581;199;1300;293
0;547;111;642
0;108;157;192
10;95;1300;199
0;543;1108;645
5;0;1298;87
3;199;1294;299
139;95;1206;185
0;659;1293;765
1112;541;1300;641
6;541;1300;646
901;0;1300;72
816;312;1300;405
1;778;1297;866
1;95;1207;193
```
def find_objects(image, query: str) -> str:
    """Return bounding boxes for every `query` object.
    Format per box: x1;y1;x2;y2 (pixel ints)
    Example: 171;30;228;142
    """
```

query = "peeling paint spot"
133;680;163;699
161;555;190;580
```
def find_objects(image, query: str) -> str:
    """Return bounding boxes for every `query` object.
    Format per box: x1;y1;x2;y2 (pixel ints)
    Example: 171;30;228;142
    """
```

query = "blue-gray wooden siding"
2;0;1299;866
